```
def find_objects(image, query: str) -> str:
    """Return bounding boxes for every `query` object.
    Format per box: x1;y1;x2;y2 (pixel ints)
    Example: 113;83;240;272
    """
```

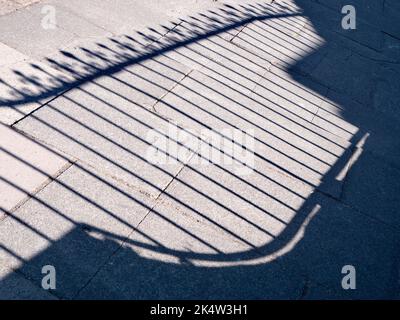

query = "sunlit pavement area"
0;0;399;299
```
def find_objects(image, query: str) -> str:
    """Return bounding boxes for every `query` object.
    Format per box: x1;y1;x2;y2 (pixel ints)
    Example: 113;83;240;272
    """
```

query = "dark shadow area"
0;0;399;299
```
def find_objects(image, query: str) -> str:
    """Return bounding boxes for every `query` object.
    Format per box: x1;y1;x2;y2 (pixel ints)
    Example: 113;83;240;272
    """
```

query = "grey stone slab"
0;0;19;16
0;161;157;298
0;3;76;59
272;192;400;299
0;41;27;67
218;25;246;42
51;0;169;35
144;0;262;21
15;55;191;198
385;0;400;11
78;156;400;299
0;123;69;217
312;103;359;142
77;198;305;299
114;55;192;109
77;246;305;299
35;0;112;39
0;0;39;16
230;27;288;69
8;32;160;112
0;264;57;300
251;5;308;38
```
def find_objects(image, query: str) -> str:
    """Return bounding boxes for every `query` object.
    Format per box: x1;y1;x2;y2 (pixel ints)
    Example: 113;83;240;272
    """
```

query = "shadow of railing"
0;2;301;108
1;0;399;299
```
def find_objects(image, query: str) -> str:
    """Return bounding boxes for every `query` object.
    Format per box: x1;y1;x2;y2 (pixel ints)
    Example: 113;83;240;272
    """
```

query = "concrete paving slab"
382;33;400;64
32;0;112;39
0;41;27;67
51;0;170;36
0;123;69;217
229;0;308;68
77;243;305;299
0;3;76;59
371;66;400;123
0;0;39;16
247;73;351;151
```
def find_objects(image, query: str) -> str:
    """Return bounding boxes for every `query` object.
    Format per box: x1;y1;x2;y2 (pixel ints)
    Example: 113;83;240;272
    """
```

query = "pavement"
0;0;399;299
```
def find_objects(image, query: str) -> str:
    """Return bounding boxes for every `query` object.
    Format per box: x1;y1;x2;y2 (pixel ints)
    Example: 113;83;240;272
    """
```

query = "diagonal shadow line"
0;11;346;244
240;3;309;36
72;82;308;200
0;242;27;264
175;21;313;110
0;178;221;260
197;9;319;65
